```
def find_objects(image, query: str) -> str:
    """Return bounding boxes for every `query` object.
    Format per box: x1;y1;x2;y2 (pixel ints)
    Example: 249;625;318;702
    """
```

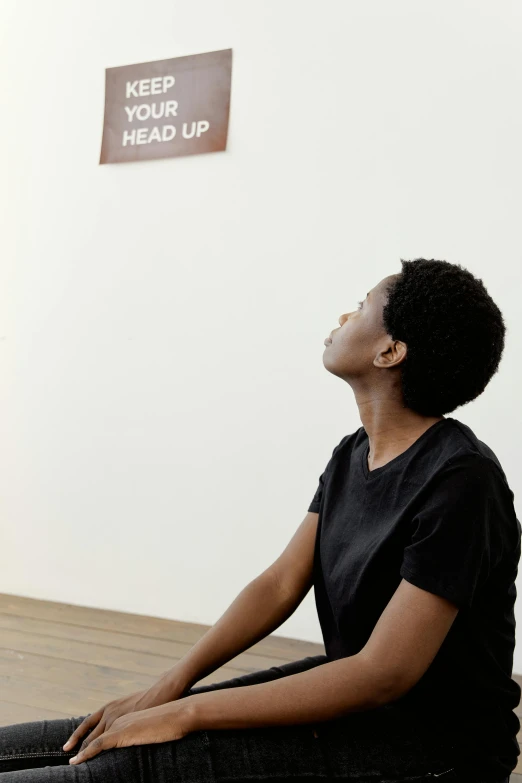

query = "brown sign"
100;49;232;164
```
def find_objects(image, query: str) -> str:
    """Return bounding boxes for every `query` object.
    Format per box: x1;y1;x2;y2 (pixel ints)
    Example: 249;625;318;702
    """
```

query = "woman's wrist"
153;666;195;702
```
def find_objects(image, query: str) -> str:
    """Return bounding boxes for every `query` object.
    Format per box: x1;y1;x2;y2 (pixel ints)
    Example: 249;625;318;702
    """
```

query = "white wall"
1;0;521;670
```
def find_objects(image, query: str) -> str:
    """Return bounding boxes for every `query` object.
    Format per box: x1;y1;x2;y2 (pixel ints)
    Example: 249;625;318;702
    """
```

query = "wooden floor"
0;593;521;780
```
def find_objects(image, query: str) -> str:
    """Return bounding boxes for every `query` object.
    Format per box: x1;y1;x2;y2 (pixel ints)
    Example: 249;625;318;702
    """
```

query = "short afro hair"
381;258;506;417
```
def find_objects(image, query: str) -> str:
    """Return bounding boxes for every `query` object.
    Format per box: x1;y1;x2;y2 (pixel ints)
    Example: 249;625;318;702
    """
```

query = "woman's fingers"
63;711;102;750
69;732;117;765
78;720;107;751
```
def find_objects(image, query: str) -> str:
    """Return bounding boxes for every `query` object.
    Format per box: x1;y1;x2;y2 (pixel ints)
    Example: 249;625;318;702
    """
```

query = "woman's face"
322;273;400;381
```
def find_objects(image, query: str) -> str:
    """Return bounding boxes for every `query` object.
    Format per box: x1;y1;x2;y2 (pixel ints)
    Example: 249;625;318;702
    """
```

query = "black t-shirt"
308;417;521;782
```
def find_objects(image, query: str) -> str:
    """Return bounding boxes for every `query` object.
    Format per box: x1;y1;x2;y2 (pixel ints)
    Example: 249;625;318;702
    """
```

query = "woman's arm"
157;512;319;700
186;577;459;731
157;570;303;698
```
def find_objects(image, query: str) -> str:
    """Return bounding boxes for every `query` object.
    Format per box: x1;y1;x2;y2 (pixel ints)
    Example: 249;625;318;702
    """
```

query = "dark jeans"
0;654;509;782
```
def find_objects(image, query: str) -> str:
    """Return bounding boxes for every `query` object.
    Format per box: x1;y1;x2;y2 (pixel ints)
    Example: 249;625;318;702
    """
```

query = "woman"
0;257;519;782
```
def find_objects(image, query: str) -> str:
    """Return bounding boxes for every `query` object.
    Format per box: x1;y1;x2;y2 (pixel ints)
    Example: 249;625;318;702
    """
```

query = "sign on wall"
100;49;232;164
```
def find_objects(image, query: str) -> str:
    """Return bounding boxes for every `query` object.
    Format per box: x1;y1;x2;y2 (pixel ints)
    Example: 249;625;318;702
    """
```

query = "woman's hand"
68;700;196;765
63;675;190;753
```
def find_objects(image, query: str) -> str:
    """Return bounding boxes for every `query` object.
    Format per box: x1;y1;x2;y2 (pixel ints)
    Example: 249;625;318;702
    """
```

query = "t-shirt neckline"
361;418;451;480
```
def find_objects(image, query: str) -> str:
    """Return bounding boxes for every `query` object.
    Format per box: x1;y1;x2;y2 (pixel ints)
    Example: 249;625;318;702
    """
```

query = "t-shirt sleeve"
308;468;328;513
400;454;503;609
308;434;349;513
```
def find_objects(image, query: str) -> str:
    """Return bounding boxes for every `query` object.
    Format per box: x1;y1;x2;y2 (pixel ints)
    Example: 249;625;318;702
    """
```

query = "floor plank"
0;594;323;658
0;626;253;680
0;612;299;675
0;701;70;724
0;647;159;695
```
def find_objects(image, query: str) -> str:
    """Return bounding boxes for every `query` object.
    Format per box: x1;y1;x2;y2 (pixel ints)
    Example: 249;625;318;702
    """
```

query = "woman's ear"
373;340;407;369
